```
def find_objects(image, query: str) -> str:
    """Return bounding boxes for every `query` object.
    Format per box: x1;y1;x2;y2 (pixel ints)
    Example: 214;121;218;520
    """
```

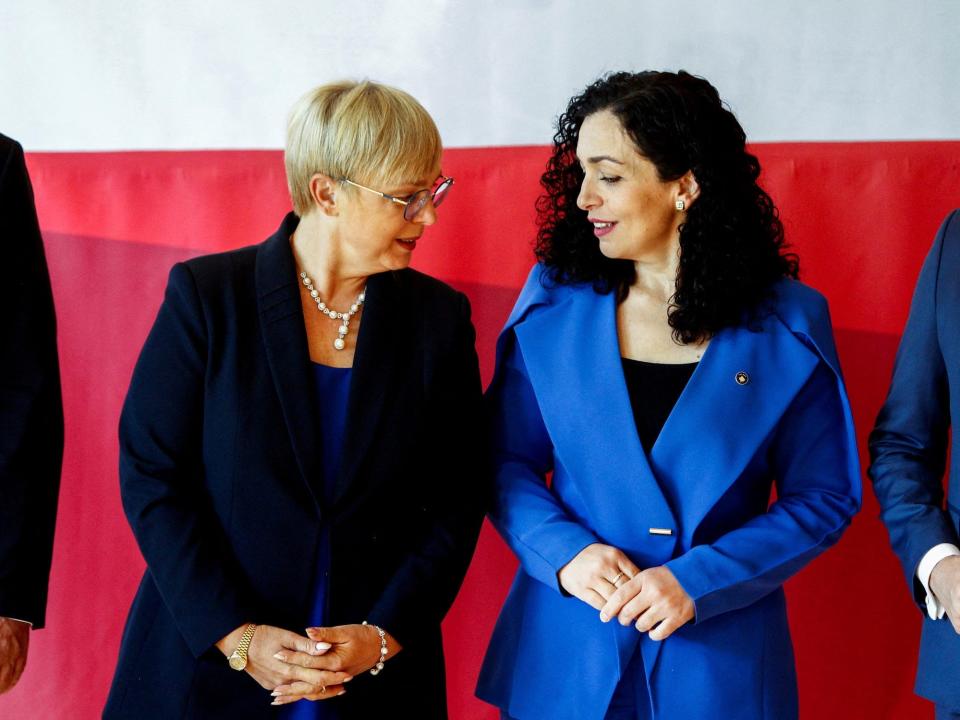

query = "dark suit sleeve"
0;136;63;628
366;292;487;647
869;211;957;607
119;263;258;657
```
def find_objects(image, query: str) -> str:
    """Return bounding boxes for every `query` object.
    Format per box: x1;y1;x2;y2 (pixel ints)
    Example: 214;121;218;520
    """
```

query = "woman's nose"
577;179;598;211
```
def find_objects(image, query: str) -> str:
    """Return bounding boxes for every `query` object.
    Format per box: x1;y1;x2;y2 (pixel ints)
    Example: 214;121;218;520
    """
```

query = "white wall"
2;0;957;150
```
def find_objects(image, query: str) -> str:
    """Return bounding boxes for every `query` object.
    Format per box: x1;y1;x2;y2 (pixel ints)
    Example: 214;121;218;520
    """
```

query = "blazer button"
735;371;749;385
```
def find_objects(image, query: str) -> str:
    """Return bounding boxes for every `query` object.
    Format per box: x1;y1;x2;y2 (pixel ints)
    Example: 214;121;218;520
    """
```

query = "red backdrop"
4;141;959;718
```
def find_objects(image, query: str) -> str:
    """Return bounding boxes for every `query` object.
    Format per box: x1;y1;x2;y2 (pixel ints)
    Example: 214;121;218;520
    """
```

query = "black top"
622;357;698;454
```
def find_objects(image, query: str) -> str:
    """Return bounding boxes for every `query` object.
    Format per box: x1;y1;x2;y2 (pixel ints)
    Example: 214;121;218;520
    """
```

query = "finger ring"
611;572;626;584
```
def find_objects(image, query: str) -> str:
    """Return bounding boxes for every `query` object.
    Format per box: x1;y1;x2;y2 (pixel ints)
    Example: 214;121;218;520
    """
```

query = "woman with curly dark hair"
476;71;861;720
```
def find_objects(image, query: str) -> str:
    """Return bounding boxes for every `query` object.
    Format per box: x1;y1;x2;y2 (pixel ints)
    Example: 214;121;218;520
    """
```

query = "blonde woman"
106;81;484;719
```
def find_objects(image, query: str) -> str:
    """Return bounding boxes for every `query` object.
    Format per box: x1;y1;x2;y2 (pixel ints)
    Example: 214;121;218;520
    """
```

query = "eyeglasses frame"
338;175;454;220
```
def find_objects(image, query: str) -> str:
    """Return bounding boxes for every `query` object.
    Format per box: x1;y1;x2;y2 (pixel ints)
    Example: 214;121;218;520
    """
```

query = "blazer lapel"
331;270;402;503
650;313;820;544
514;288;679;556
256;215;325;510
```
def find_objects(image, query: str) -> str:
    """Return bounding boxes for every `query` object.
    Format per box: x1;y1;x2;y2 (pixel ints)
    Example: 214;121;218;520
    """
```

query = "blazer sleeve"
868;211;957;607
484;271;600;594
0;136;63;628
366;292;488;647
119;262;259;657
665;297;862;624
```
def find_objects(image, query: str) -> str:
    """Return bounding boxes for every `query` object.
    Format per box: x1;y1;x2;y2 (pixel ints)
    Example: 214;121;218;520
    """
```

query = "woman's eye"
600;175;621;184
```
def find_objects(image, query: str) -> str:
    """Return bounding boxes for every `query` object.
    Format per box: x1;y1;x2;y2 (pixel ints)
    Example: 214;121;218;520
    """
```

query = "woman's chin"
596;240;626;261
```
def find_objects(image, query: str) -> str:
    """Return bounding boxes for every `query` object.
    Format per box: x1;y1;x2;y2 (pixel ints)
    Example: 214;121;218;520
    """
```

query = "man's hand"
0;618;30;694
930;555;960;633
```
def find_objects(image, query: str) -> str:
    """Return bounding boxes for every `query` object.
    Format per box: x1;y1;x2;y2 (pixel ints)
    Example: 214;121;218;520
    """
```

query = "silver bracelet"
362;621;388;675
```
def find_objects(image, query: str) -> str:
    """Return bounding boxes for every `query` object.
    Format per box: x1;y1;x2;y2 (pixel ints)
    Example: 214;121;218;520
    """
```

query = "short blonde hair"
285;80;443;216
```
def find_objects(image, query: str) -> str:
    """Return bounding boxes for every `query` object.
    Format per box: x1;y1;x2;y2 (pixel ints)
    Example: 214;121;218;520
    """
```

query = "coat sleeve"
0;137;63;628
665;293;862;624
366;292;488;647
119;263;259;657
868;211;957;607
484;269;600;594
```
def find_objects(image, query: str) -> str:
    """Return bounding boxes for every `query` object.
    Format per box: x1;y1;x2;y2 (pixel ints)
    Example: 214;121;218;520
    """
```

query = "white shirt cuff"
918;543;960;620
0;617;33;627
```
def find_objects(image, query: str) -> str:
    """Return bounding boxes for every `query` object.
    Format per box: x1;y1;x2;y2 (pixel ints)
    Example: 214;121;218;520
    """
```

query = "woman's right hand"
557;543;642;610
216;624;353;701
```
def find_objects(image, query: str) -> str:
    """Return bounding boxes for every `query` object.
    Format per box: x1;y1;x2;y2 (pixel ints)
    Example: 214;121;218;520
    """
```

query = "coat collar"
256;213;405;511
514;285;819;549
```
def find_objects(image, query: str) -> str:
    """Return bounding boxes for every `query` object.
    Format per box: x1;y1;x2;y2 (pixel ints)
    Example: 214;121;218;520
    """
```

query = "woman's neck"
291;214;367;305
630;236;681;303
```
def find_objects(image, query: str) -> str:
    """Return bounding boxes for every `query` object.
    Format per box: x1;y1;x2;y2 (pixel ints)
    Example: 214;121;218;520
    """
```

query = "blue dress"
282;363;351;720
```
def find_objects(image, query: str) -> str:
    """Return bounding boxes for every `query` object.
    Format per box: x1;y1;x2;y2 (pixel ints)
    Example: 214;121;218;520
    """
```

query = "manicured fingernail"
599;612;609;622
271;699;283;705
337;690;346;696
270;691;281;697
343;676;353;683
316;642;331;651
273;652;286;661
306;627;320;634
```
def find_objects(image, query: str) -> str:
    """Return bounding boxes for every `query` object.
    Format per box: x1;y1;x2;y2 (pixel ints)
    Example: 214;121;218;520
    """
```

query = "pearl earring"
675;199;685;211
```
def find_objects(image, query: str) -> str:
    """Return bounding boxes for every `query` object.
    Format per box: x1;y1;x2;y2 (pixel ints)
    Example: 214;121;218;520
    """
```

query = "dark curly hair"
535;70;799;344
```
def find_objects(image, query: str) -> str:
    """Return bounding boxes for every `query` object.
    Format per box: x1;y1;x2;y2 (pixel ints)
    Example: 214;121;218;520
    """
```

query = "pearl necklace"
299;271;366;350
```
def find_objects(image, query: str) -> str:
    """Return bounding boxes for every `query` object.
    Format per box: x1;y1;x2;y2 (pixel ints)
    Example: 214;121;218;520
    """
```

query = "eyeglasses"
339;175;454;221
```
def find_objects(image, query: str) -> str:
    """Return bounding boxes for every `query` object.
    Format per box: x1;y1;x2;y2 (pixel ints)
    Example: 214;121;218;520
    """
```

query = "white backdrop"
1;0;958;150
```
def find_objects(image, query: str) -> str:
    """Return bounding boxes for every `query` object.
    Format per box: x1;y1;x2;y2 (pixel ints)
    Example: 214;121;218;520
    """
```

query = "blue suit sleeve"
868;212;956;606
666;358;861;624
487;337;600;594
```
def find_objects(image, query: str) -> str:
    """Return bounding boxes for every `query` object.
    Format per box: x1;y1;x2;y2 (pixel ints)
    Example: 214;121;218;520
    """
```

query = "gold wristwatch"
227;623;258;671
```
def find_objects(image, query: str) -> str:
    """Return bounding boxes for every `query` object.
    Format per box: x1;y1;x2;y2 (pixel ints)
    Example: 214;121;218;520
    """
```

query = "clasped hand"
218;623;399;706
217;624;351;705
558;543;694;640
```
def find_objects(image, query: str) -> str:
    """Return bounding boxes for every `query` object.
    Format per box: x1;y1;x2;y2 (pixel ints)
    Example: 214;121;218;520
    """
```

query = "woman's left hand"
599;566;694;641
270;624;402;705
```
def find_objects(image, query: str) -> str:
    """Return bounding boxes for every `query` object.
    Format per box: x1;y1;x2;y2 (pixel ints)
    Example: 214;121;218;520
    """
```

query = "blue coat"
869;209;960;710
476;266;861;720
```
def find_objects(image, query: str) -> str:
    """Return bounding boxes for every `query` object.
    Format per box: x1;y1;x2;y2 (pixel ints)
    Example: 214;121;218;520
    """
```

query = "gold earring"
675;199;685;211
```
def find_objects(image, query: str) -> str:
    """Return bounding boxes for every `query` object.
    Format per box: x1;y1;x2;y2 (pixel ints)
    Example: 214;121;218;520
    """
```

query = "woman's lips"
396;237;418;251
591;221;617;237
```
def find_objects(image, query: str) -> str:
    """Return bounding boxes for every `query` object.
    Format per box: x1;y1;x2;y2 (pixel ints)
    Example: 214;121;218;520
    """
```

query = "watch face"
228;652;248;671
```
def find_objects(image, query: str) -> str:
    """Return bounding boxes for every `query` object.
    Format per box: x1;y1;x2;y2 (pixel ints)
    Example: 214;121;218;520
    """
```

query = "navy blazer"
0;134;63;628
477;266;861;720
105;213;485;719
869;209;960;709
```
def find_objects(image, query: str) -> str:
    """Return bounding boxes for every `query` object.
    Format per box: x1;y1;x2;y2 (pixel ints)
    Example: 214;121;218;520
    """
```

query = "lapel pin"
649;528;673;536
735;371;749;385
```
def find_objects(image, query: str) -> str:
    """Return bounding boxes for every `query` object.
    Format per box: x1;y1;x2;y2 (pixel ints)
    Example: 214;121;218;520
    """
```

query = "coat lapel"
256;214;325;509
650;313;820;545
514;288;679;556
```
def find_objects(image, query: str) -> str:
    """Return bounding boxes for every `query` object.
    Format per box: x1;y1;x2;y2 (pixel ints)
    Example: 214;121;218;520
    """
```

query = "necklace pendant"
297;268;364;354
